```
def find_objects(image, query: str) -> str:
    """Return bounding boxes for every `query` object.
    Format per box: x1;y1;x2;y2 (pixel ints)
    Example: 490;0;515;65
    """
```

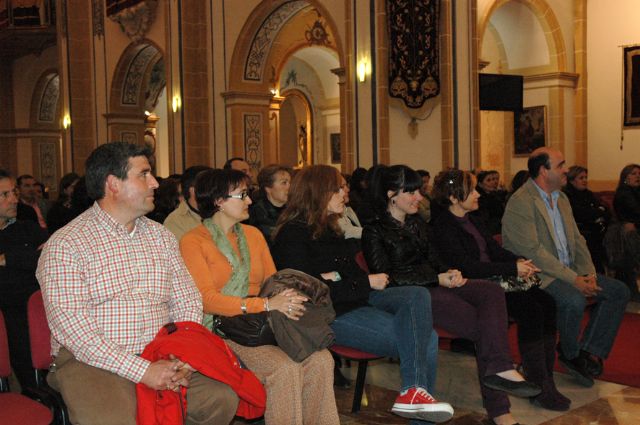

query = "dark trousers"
430;280;513;419
0;288;35;389
506;287;558;388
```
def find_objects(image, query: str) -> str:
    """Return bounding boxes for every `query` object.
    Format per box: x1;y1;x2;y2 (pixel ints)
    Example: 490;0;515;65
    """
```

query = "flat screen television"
479;73;523;111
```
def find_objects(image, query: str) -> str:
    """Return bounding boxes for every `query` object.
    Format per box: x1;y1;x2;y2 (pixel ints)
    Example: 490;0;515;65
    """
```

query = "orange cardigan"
180;224;276;317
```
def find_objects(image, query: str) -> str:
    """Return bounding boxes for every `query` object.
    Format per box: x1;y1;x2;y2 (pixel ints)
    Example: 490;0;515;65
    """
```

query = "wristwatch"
240;300;247;314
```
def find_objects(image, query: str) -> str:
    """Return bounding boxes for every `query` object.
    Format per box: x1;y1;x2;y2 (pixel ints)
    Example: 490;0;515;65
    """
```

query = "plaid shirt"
36;203;203;383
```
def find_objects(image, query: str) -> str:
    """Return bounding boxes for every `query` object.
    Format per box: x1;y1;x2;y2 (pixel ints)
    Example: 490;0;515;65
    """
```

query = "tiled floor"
334;301;640;424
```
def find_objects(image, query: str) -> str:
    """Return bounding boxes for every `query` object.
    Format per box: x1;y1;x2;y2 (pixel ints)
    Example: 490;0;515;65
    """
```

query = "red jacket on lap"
137;321;266;424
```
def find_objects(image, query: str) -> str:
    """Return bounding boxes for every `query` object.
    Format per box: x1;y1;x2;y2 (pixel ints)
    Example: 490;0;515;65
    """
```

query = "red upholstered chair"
0;310;54;424
329;344;383;413
28;290;71;425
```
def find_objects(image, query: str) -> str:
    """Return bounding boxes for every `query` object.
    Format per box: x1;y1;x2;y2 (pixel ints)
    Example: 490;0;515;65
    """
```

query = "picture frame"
623;45;640;127
514;105;546;156
330;133;341;163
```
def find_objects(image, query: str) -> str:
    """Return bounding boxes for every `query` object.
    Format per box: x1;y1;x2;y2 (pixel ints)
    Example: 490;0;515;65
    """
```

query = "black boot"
544;335;571;405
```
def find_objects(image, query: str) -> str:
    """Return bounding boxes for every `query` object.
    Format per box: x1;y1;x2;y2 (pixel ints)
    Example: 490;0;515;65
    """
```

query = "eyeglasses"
0;188;18;200
225;191;250;201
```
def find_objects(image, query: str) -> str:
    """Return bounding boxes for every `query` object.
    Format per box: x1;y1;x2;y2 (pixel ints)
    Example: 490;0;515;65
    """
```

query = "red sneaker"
391;387;454;423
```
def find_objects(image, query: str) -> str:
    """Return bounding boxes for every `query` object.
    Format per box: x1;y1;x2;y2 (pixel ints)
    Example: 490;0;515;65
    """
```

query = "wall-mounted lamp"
357;59;371;83
270;88;279;96
62;114;71;129
172;95;182;113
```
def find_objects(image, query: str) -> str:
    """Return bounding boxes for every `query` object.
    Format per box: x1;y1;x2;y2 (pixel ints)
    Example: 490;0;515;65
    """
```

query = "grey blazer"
502;179;595;288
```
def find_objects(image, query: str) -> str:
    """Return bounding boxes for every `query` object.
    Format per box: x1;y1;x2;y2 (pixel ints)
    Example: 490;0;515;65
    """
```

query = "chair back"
28;291;53;370
0;311;11;378
355;251;370;273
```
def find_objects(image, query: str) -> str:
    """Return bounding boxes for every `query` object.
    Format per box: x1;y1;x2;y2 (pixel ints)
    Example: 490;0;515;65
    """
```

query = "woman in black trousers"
431;169;570;412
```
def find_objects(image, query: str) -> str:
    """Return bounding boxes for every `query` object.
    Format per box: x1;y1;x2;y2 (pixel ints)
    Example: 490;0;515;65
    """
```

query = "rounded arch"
279;88;313;167
478;0;566;72
29;68;61;130
229;0;345;90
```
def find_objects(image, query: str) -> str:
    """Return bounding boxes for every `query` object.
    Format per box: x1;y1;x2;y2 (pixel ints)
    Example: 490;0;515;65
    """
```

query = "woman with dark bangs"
431;169;569;413
272;165;454;424
362;165;540;425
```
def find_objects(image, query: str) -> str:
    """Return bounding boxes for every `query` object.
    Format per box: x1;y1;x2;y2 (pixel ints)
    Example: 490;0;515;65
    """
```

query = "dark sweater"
247;197;285;244
614;184;640;227
431;210;519;278
271;220;371;316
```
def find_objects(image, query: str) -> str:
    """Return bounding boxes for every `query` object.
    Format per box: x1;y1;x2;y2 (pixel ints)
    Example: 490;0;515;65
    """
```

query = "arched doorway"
477;0;569;187
226;0;346;173
108;41;171;176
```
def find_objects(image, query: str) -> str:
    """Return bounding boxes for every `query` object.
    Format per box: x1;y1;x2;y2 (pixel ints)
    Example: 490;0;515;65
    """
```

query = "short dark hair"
223;157;246;170
477;170;498;185
432;169;476;207
257;164;291;192
416;169;430;178
17;174;35;186
180;165;211;200
85;142;152;200
59;172;80;195
510;170;530;193
528;152;551;179
194;169;249;219
567;165;588;183
370;165;422;214
0;169;10;181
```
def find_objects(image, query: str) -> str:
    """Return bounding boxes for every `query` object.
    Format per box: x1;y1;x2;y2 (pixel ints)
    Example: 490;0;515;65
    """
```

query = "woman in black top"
612;163;640;299
563;166;609;272
362;166;541;425
431;169;570;412
272;165;454;424
472;170;507;235
248;164;291;244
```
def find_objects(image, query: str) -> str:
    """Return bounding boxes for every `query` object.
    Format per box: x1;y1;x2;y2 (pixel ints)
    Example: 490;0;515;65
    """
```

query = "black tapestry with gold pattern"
387;0;440;108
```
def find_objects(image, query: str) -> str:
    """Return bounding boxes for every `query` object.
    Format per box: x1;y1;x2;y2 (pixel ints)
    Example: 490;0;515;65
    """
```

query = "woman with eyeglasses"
361;165;541;425
271;165;454;424
431;169;569;413
180;168;339;425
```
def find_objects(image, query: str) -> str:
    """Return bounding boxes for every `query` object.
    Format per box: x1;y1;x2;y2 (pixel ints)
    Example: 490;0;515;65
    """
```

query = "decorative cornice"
221;91;274;107
109;0;158;43
523;72;579;89
0;128;62;137
92;0;105;37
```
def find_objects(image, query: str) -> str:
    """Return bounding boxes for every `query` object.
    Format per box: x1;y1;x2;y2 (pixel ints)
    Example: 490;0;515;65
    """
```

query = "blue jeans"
331;286;438;392
544;274;629;359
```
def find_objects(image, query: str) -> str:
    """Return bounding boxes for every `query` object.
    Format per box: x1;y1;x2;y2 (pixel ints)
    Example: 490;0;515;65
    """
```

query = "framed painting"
624;45;640;126
514;106;546;156
330;133;341;163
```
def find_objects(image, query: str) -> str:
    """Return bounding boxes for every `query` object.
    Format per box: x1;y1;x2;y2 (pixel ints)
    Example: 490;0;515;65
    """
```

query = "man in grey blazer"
502;147;629;387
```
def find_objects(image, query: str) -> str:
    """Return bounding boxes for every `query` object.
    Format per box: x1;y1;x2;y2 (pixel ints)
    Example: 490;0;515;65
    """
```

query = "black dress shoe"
580;350;603;377
529;393;570;411
481;375;541;398
557;353;594;387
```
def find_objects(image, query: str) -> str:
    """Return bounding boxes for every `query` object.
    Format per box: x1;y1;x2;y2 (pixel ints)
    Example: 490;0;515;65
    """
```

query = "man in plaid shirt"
37;142;238;424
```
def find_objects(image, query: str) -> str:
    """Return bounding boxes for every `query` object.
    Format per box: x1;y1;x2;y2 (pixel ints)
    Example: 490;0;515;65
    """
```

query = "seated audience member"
37;142;239;425
248;164;291;244
147;177;180;224
164;165;211;241
345;167;367;215
431;169;569;411
271;164;454;424
472;170;507;235
563;166;610;273
612;163;640;299
337;173;363;240
362;165;540;425
416;169;432;223
508;170;529;201
47;172;80;234
502;147;630;387
180;168;338;425
0;169;48;389
16;174;47;229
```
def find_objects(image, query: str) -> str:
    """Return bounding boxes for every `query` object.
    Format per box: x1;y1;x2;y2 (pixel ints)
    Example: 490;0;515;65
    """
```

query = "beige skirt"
226;341;340;425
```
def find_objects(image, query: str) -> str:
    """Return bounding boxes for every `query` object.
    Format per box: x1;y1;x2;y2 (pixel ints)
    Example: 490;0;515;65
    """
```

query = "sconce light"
172;95;182;113
270;88;279;96
357;59;370;83
62;114;71;129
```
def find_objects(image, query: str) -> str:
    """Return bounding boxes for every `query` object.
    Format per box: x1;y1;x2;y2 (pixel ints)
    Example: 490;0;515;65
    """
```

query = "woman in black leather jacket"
272;165;454;424
362;165;540;425
431;169;569;411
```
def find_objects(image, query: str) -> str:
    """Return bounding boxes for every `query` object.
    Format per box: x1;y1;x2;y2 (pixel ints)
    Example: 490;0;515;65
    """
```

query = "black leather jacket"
362;214;444;287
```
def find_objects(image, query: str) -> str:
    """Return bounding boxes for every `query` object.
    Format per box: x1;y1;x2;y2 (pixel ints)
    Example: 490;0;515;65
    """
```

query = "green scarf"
202;219;251;329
